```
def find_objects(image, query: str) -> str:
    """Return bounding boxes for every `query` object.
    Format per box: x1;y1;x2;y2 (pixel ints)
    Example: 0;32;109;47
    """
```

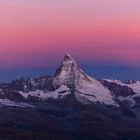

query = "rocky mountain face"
101;79;140;108
101;79;136;97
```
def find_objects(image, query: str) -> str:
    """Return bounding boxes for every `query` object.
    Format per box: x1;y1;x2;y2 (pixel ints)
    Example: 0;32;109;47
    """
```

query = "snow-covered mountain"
0;54;117;107
52;54;118;106
1;54;140;140
0;54;140;109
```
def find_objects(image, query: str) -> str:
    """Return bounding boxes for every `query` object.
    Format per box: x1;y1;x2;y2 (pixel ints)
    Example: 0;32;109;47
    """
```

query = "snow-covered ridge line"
18;85;71;100
103;78;140;94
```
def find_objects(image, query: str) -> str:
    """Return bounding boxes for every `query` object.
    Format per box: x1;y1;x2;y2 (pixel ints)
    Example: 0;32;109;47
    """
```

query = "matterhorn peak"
54;54;79;77
52;54;118;106
53;54;79;89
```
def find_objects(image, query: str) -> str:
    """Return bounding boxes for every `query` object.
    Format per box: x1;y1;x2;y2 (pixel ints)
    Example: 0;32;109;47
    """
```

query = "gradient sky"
0;0;140;68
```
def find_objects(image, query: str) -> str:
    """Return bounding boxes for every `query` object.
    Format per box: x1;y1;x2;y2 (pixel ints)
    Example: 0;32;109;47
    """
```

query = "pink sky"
0;0;140;67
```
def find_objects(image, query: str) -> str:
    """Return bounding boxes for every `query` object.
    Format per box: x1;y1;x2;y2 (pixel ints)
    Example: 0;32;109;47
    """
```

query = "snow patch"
18;85;71;100
75;76;119;107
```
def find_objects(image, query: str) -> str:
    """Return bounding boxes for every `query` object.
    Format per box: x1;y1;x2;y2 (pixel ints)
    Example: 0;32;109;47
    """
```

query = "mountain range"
0;54;140;140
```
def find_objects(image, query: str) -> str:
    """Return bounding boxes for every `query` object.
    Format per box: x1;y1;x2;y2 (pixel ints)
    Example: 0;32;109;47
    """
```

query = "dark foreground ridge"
0;54;140;140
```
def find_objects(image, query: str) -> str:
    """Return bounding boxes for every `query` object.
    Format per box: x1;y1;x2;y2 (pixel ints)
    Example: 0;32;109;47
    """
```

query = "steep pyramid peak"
52;54;118;106
53;54;80;89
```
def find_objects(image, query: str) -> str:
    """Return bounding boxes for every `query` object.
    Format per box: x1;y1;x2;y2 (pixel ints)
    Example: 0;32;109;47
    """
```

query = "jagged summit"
53;54;78;89
54;54;78;77
53;54;91;89
63;54;77;65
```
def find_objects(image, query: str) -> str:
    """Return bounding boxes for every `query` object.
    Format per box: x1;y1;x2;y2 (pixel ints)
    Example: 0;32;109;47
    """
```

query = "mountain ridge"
0;54;140;109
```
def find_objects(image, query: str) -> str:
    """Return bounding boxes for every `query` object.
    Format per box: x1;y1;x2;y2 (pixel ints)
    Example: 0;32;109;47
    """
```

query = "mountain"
0;54;140;109
1;54;140;116
0;54;118;106
0;54;140;139
53;54;118;106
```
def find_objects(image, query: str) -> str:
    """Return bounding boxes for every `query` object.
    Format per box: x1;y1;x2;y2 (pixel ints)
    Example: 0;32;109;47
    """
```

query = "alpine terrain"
0;54;140;140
